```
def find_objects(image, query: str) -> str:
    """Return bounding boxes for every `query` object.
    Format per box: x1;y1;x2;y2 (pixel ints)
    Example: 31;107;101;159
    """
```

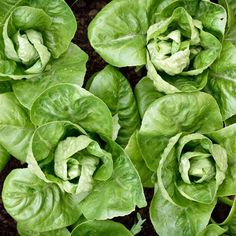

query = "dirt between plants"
0;1;155;235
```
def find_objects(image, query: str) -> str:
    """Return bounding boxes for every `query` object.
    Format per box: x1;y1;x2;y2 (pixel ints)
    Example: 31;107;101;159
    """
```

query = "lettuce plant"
2;83;146;232
86;65;140;147
0;0;76;79
0;0;88;110
88;0;225;92
88;0;236;120
128;91;236;235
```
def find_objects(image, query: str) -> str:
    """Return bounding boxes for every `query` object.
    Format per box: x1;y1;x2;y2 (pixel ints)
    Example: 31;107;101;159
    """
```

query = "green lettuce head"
146;2;224;76
88;0;227;93
89;0;236;121
0;0;77;80
127;91;236;235
2;83;146;232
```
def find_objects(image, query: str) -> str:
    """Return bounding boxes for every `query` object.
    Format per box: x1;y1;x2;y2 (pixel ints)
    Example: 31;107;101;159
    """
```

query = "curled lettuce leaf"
2;168;81;232
71;220;133;236
0;92;34;161
30;83;113;138
221;0;236;45
88;0;158;67
134;77;163;118
206;41;236;120
151;177;216;236
125;131;154;188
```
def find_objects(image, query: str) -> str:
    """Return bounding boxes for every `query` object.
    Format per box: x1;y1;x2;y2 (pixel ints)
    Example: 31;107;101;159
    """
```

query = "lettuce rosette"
127;91;236;235
2;83;146;233
1;0;77;79
0;0;88;109
88;0;227;93
88;0;236;121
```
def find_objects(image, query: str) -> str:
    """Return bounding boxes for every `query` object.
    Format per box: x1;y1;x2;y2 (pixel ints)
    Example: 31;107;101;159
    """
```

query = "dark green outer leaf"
140;92;222;136
207;41;236;120
71;220;133;236
87;65;140;146
125;131;154;188
80;139;146;220
134;77;163;118
13;43;88;109
0;92;34;161
0;145;10;172
88;0;158;67
0;81;12;93
150;187;216;236
30;83;113;138
2;168;81;232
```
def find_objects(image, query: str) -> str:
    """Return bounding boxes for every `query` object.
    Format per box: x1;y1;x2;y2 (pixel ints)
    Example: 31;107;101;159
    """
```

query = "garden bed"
0;1;233;235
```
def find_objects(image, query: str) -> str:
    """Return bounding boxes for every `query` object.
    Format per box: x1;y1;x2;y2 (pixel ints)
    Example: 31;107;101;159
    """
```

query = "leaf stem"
219;197;234;207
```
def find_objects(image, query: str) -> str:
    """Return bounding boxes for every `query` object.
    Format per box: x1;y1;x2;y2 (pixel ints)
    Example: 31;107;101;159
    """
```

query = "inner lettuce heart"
27;122;113;198
3;7;52;74
158;133;227;205
147;7;221;77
